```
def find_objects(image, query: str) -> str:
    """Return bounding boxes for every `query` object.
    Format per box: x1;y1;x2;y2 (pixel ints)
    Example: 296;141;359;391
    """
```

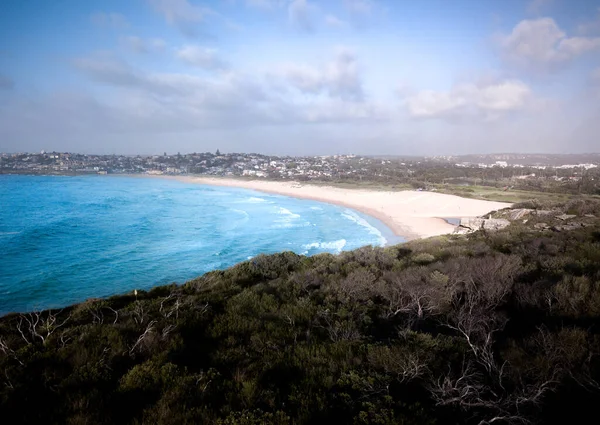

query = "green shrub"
412;253;435;265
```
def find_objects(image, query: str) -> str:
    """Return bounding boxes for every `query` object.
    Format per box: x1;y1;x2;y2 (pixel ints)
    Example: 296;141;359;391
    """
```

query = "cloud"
296;98;386;123
0;86;387;155
344;0;374;15
405;80;532;120
343;0;379;28
577;8;600;35
2;68;596;155
0;74;14;90
591;67;600;97
68;52;378;131
278;49;364;102
120;36;167;54
245;0;284;9
148;0;214;37
176;45;229;70
72;53;203;97
72;53;142;88
325;15;348;28
71;55;275;125
288;0;318;32
498;18;600;70
394;83;414;98
90;12;129;29
526;0;552;15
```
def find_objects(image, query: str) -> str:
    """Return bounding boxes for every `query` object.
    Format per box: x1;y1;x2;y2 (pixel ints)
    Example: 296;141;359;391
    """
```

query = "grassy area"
188;174;598;203
432;184;600;203
309;179;414;191
308;180;597;203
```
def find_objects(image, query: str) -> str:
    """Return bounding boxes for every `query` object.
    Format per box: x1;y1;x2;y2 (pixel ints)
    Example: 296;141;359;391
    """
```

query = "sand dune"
165;176;512;241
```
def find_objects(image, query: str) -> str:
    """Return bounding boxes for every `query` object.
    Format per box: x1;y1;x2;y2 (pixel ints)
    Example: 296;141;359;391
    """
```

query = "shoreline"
139;175;513;241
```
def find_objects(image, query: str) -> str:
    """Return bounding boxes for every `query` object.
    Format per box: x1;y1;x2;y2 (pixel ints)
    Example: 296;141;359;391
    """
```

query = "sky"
0;0;599;156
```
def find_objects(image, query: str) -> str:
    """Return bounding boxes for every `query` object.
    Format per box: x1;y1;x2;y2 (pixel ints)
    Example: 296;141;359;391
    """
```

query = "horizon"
3;150;600;158
1;0;600;155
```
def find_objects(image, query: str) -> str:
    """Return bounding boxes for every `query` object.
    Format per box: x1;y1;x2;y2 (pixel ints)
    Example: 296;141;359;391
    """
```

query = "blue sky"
0;0;599;155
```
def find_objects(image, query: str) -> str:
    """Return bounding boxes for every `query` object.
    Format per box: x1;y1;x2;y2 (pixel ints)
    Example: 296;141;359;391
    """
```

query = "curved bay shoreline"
142;175;513;241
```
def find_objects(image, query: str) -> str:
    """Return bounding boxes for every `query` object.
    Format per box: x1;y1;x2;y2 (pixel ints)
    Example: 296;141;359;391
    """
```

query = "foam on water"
272;206;307;229
244;197;270;204
341;209;387;247
302;239;347;253
0;175;402;315
277;207;301;218
231;209;250;220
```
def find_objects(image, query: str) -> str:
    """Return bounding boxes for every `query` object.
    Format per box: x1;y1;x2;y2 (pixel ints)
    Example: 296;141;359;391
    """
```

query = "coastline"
141;175;513;241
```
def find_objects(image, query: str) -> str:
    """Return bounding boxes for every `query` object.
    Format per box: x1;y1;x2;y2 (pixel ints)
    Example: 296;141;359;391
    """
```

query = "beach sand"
159;176;512;241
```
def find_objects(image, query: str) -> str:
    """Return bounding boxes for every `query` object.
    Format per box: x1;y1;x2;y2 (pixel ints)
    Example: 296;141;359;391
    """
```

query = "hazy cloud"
498;18;600;70
278;49;364;101
148;0;214;37
406;80;532;120
288;0;318;32
325;15;348;28
68;52;378;132
527;0;552;15
176;45;229;70
394;83;414;98
591;68;600;97
245;0;284;9
4;1;600;155
0;74;14;90
577;8;600;35
344;0;375;15
72;53;205;97
72;53;142;88
90;12;129;29
343;0;379;28
120;36;167;54
71;56;274;125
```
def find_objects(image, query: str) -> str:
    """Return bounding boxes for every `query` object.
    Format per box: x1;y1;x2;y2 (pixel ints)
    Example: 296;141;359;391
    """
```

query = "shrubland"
1;200;600;424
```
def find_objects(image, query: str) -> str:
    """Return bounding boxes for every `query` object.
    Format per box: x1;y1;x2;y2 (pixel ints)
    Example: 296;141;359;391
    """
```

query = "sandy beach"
157;176;512;241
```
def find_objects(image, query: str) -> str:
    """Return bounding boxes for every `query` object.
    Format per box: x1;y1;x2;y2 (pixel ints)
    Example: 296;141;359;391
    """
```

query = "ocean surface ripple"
0;175;401;315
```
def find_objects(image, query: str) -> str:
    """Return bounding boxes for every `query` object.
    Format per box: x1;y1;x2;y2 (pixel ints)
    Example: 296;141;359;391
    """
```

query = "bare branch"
0;337;24;366
107;307;119;325
132;301;147;325
129;320;157;355
161;324;176;339
16;310;71;345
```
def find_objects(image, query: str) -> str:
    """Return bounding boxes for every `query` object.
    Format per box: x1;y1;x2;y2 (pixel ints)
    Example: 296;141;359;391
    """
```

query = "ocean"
0;175;402;315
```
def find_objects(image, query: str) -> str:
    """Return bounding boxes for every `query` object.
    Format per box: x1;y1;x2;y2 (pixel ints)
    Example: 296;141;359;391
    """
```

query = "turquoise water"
0;175;402;315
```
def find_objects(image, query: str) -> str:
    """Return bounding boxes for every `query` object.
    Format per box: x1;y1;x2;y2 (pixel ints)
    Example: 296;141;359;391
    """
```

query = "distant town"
2;150;599;194
0;150;381;180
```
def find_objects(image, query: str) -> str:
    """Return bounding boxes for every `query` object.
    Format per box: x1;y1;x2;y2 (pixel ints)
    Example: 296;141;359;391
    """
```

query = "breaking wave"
272;207;308;229
246;197;269;203
341;210;387;247
303;239;347;253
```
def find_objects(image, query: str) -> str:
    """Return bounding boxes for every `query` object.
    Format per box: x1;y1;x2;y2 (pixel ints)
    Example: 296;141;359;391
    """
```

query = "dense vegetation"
1;200;600;424
323;162;600;197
